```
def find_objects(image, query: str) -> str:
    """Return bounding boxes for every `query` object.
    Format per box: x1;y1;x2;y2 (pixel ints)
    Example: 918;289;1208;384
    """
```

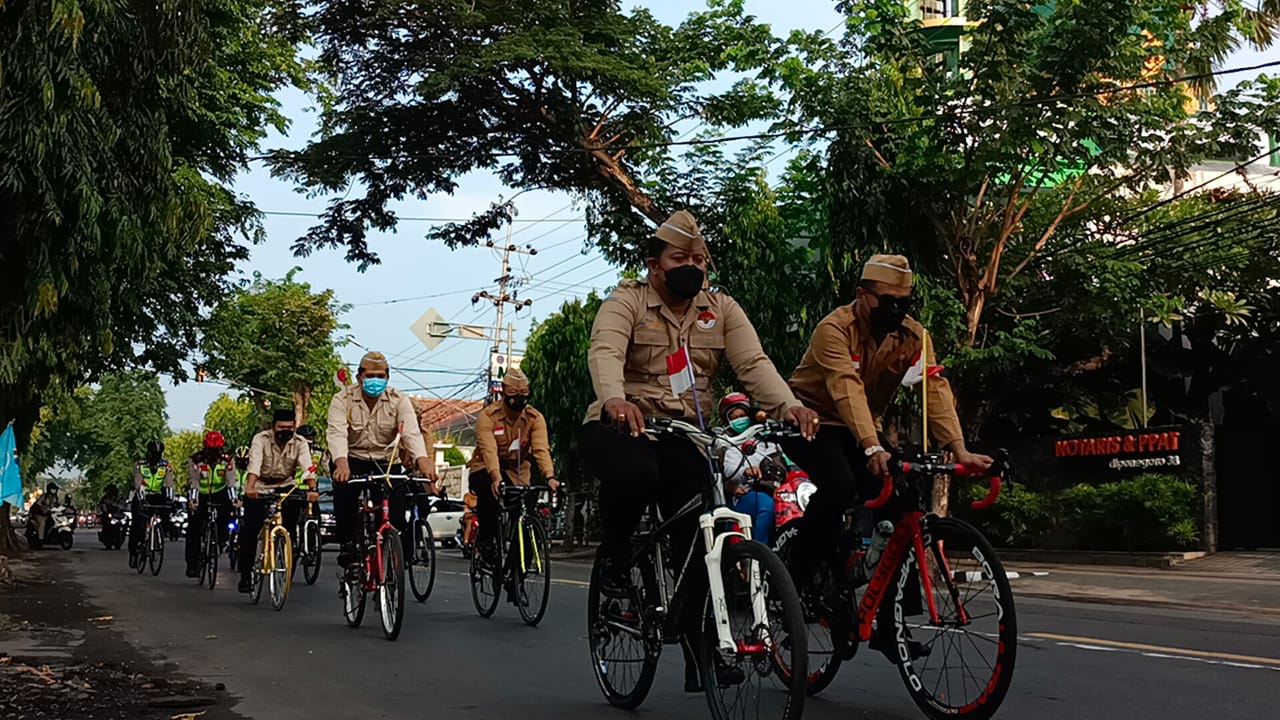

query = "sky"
161;1;1278;432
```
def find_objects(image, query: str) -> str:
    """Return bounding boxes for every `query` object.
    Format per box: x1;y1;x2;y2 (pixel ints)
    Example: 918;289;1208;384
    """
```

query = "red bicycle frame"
851;461;1001;641
357;482;397;594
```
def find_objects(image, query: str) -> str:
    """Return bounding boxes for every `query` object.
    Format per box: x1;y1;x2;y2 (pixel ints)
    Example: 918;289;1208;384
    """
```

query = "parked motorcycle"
26;504;78;550
98;510;128;550
169;504;189;541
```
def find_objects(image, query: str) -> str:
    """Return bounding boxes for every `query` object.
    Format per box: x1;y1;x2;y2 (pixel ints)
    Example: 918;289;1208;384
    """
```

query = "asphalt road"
58;531;1280;720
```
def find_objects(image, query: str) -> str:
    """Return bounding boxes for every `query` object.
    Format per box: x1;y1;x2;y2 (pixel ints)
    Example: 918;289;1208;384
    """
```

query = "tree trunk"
581;143;667;224
932;476;951;518
964;290;987;347
0;502;23;555
561;491;577;550
293;386;312;427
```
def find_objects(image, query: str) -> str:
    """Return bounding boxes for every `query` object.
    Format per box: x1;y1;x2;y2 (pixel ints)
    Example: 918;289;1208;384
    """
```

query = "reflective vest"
140;463;169;493
295;452;322;488
196;462;229;495
235;469;248;493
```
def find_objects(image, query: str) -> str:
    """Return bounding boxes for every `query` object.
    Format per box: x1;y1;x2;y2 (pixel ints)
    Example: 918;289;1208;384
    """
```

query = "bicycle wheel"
700;540;806;720
515;520;551;627
269;528;293;611
586;547;660;710
769;559;842;696
342;571;366;628
228;527;239;572
409;519;437;602
205;521;219;590
469;542;501;618
148;524;164;576
378;528;406;641
133;526;146;575
892;516;1017;720
302;519;322;586
250;534;266;605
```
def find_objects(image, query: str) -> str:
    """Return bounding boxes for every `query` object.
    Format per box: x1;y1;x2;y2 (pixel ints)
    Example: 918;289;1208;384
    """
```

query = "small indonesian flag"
335;366;352;388
665;345;696;398
901;350;944;387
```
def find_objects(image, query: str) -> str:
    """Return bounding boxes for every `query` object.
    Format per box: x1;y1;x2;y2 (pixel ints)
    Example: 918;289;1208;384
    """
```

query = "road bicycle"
134;503;168;577
250;486;297;611
339;474;407;641
406;483;438;603
778;451;1016;720
197;504;221;590
587;417;807;720
295;489;324;586
469;484;552;626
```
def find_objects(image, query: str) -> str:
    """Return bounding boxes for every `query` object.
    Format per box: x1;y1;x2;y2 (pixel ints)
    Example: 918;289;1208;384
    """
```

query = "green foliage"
163;431;204;493
0;0;307;448
275;0;789;266
201;268;346;429
521;293;606;495
442;446;468;467
24;371;170;500
967;483;1053;549
1060;474;1199;551
203;394;261;452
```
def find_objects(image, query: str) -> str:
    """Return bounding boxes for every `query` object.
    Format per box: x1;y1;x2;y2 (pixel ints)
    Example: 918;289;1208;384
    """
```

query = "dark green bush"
443;445;468;467
967;482;1052;548
1059;473;1198;551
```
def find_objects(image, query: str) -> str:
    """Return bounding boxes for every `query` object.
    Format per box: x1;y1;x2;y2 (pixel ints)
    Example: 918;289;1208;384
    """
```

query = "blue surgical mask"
729;417;751;433
362;377;388;397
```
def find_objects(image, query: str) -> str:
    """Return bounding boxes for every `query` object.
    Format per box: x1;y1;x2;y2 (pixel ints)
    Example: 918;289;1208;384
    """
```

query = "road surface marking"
441;569;589;587
1026;632;1280;667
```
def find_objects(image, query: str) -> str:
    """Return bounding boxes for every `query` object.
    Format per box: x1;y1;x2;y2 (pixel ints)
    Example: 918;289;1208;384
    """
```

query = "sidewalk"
0;553;241;720
1005;554;1280;617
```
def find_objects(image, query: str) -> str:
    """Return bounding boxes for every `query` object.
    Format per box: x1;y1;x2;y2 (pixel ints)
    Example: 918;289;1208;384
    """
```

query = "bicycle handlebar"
644;416;803;444
868;451;1009;511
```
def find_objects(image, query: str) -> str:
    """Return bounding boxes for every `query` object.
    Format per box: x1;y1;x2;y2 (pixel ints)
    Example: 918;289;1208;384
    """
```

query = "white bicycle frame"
645;419;775;661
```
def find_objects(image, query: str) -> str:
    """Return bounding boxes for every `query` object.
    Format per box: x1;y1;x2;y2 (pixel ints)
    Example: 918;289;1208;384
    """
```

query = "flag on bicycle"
901;350;943;387
665;345;695;398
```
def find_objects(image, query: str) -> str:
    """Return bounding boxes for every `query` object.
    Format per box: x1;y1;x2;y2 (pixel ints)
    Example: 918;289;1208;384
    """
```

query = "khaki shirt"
247;430;315;489
585;280;800;423
326;384;429;464
467;401;554;485
789;303;962;448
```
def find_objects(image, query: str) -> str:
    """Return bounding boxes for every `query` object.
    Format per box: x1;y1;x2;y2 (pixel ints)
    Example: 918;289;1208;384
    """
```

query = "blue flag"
0;423;22;507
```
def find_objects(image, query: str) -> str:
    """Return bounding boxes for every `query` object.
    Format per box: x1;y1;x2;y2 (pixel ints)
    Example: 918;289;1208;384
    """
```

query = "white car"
425;497;467;545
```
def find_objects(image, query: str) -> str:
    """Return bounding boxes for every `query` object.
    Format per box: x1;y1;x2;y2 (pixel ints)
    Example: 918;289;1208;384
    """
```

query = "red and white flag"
665;345;695;398
901;350;944;387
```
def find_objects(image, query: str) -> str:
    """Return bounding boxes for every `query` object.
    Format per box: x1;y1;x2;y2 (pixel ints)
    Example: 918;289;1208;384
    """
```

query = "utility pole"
473;221;535;401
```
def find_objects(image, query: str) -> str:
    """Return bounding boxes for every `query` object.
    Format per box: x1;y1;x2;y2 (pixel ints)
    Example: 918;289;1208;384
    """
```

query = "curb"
1014;589;1280;619
995;549;1206;570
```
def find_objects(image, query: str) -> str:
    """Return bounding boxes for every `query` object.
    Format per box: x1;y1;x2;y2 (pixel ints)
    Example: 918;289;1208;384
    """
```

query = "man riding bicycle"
466;367;560;572
327;351;437;570
185;431;236;578
781;254;992;660
578;210;818;691
129;441;173;569
238;409;317;593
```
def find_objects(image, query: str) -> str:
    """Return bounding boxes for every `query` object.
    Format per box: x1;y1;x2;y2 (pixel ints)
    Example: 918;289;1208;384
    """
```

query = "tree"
0;0;306;548
201;269;347;426
521;293;606;547
272;0;789;267
203;394;261;452
163;431;205;493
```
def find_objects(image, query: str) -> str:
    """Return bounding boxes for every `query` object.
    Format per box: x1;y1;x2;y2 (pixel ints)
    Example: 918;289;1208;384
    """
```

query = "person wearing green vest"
185;431;236;578
129;440;173;569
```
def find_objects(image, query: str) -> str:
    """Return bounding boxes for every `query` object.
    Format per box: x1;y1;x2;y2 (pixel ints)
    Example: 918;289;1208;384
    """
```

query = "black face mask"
275;429;295;444
504;395;528;412
662;264;705;300
867;292;913;335
203;449;222;464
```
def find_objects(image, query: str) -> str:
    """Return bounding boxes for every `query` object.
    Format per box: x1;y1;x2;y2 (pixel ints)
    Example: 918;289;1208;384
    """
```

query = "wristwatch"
864;445;886;457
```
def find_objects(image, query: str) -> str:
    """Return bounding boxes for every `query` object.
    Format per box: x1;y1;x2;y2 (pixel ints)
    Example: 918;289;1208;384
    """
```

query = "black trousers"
239;492;304;581
186;489;232;572
129;493;170;554
334;458;409;549
468;470;541;552
577;421;710;575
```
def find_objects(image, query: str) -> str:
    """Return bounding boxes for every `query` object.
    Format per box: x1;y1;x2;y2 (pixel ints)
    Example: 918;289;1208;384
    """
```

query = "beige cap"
861;254;913;289
359;351;389;370
653;210;708;254
502;367;529;392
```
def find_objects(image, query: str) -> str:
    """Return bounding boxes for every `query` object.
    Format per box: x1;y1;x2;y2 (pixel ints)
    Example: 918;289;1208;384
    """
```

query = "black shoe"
337;543;358;569
128;553;138;569
238;578;253;594
714;662;746;688
869;626;931;663
186;568;199;579
684;667;702;693
599;559;633;599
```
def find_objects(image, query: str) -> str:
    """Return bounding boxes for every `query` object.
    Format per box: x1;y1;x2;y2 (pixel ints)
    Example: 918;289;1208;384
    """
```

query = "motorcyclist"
28;482;62;540
185;431;236;578
129;441;173;568
97;484;125;519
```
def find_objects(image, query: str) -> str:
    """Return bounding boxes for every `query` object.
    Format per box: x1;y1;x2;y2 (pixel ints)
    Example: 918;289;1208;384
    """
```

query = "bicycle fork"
699;506;767;660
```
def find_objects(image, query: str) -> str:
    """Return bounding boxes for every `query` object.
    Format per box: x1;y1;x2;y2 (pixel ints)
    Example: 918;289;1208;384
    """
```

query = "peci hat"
502;367;530;393
861;254;913;289
653;210;709;254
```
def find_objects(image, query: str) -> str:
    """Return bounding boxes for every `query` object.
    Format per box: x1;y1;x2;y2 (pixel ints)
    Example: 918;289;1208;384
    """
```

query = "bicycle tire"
409;519;436;602
228;527;239;572
700;540;806;720
469;542;501;618
270;528;293;611
133;541;146;575
892;516;1017;720
148;524;164;576
378;528;406;640
342;574;366;628
516;520;551;627
586;547;659;710
205;520;219;590
250;534;266;605
302;519;322;586
771;536;842;695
